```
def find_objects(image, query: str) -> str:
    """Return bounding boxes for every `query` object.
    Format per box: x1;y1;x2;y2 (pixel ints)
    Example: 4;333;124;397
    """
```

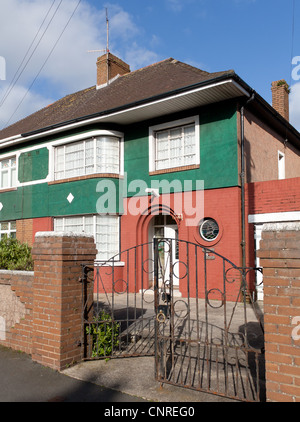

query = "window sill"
48;173;122;185
0;187;17;193
94;260;125;267
149;164;199;176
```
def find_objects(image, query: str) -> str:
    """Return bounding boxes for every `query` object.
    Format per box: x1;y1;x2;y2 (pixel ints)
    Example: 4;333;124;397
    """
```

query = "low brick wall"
0;270;34;354
0;232;96;371
258;223;300;402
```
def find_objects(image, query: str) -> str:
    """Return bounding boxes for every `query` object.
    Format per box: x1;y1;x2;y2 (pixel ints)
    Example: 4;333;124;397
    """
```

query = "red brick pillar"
258;223;300;402
31;233;96;371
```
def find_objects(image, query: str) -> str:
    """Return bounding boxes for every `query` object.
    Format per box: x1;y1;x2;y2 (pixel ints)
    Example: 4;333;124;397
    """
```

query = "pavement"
0;344;235;403
0;295;264;404
0;345;145;403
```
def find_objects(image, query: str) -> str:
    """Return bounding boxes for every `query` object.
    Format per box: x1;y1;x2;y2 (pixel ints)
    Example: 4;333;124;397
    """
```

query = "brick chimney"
96;52;130;88
271;80;290;121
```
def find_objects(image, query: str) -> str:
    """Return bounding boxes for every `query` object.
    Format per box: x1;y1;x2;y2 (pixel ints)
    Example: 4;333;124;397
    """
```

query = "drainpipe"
240;93;255;271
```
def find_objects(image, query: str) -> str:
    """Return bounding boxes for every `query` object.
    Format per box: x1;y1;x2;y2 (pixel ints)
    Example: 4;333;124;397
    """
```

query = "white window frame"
54;136;122;181
50;130;124;181
149;115;200;173
278;150;285;180
0;156;17;189
53;214;120;261
0;221;16;239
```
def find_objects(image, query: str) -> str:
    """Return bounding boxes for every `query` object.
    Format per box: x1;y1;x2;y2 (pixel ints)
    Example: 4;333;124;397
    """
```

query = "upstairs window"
0;157;17;189
149;116;200;173
54;136;120;180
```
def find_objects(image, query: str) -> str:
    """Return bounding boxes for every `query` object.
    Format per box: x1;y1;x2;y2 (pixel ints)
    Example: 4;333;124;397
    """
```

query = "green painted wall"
18;148;49;183
124;101;238;195
0;100;238;221
0;178;121;220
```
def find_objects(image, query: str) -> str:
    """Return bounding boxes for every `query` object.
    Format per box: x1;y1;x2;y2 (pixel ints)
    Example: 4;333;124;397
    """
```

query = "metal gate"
80;238;265;402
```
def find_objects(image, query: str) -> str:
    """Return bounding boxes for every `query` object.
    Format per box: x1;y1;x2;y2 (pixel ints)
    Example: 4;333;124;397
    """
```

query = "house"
0;53;300;300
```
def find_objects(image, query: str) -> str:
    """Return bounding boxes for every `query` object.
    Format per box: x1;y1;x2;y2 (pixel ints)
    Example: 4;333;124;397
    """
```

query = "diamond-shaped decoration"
67;193;74;204
0;203;3;211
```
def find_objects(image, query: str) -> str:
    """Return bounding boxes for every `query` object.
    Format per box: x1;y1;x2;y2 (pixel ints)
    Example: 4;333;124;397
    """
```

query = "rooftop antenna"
87;8;110;83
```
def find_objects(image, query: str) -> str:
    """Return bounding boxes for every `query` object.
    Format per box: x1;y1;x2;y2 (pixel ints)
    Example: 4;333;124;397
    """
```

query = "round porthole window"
199;218;219;242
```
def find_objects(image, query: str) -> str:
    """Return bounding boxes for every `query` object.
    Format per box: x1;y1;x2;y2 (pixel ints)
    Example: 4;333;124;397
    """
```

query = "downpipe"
240;94;255;300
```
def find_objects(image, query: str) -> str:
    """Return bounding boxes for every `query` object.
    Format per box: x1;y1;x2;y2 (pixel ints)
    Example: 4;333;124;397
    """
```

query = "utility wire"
0;0;62;108
3;0;82;128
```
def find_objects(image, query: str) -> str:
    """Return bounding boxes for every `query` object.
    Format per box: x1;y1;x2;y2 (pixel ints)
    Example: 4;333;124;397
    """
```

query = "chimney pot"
96;52;130;88
271;79;290;121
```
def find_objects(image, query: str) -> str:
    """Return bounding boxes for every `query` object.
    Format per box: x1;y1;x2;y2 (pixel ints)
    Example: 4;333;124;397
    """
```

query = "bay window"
54;135;121;180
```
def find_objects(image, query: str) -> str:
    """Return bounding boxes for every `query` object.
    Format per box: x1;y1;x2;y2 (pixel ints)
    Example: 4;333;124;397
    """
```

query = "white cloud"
166;0;184;12
0;0;159;130
165;0;198;12
290;82;300;133
0;82;54;128
123;42;159;71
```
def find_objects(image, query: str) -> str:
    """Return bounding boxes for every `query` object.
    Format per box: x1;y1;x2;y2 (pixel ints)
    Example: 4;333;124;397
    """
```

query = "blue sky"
0;0;299;131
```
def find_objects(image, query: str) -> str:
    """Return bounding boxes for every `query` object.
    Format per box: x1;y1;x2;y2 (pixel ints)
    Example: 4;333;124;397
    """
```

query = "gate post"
258;223;300;402
31;232;97;371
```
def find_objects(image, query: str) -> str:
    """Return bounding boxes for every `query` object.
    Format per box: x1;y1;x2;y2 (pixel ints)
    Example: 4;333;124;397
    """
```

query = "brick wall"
0;232;96;371
0;270;34;354
246;177;300;215
15;217;53;247
258;222;300;402
16;219;33;246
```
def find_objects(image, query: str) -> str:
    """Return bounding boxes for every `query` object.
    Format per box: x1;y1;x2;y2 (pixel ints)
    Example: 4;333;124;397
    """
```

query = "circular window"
199;218;219;242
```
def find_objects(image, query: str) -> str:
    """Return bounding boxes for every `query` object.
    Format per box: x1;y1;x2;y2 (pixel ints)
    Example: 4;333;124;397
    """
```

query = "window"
0;221;16;239
54;214;119;261
54;136;120;180
149;116;200;173
199;218;219;242
0;157;16;189
278;151;285;180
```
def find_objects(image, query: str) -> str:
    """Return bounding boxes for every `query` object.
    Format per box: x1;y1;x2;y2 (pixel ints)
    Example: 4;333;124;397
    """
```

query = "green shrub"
0;235;33;271
86;311;120;358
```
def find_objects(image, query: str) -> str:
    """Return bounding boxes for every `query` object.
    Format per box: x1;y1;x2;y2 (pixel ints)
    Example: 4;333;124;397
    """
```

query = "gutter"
20;72;243;138
1;70;299;149
0;73;249;148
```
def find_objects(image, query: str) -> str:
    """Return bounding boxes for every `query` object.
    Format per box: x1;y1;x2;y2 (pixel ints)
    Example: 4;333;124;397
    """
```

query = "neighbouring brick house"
0;53;299;300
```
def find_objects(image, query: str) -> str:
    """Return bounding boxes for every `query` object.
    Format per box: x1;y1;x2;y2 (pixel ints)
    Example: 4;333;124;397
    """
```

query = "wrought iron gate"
80;238;265;402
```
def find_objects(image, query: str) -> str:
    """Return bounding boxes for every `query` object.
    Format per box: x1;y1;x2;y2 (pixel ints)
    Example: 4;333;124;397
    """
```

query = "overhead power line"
3;0;82;129
0;0;62;109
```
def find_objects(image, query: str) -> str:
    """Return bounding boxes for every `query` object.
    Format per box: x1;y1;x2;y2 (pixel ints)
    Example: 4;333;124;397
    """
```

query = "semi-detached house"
0;53;300;300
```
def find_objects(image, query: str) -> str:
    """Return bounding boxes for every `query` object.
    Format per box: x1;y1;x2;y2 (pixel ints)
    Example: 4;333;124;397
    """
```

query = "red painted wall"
96;187;244;301
244;177;300;296
32;217;53;244
245;177;300;215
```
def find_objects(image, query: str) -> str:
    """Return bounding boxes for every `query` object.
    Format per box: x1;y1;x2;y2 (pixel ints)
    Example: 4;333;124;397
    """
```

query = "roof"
0;57;299;150
0;58;234;141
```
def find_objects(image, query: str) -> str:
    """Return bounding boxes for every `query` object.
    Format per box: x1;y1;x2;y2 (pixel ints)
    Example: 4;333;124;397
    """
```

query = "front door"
151;215;179;287
164;225;179;285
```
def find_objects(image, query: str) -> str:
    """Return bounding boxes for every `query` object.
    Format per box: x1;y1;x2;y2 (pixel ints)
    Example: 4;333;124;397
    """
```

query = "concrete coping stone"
262;222;300;231
34;231;95;239
0;269;34;276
